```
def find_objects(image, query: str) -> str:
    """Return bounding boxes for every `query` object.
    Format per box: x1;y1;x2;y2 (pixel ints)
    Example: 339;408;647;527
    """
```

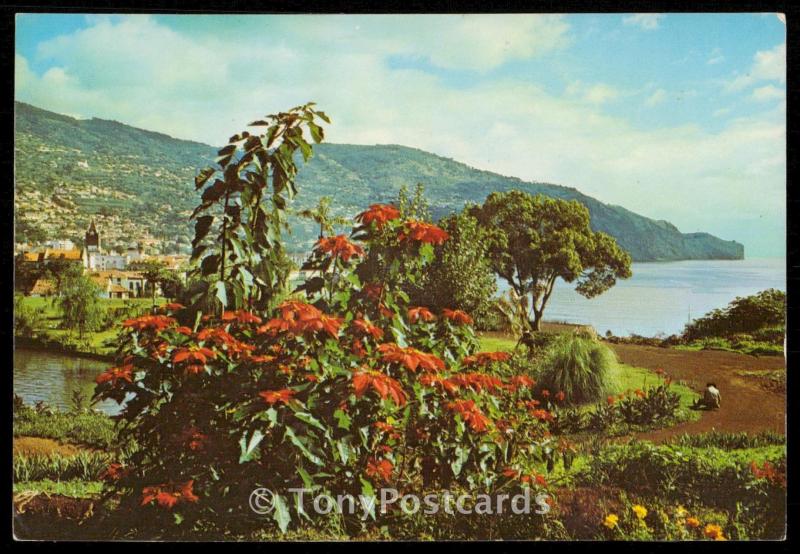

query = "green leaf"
272;493;291;533
297;466;314;490
294;412;325;431
333;408;351;430
195;167;215;189
193;215;214;247
239;429;264;463
336;437;351;464
285;427;323;465
200;254;220;277
215;280;228;307
451;446;471;477
359;477;377;520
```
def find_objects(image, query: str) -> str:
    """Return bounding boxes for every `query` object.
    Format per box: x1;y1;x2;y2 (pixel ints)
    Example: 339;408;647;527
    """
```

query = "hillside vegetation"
14;101;743;261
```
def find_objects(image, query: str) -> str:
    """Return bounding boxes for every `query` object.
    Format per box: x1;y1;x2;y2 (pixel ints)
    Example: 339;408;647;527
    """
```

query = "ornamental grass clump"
537;334;615;405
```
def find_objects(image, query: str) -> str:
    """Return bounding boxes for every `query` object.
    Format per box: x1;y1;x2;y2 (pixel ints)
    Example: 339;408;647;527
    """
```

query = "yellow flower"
686;517;701;528
603;514;619;529
675;505;688;518
704;523;726;541
632;504;648;520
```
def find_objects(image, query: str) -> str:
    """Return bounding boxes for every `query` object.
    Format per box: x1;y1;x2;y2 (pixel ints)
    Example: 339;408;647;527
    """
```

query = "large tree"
469;190;632;332
410;210;497;328
57;271;104;338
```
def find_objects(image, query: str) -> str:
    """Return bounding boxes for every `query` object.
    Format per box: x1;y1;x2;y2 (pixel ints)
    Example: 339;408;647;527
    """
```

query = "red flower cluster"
374;421;402;440
160;302;185;313
750;460;786;486
408;306;436;323
141;480;199;509
177;426;208;451
419;374;461;395
530;408;554;422
259;389;296;405
447;399;491;432
398;221;450;245
502;468;547;487
96;362;134;386
356;204;401;229
353;370;408;406
172;346;217;374
377;343;445;372
221;310;263;325
197;326;255;358
508;375;536;391
366;458;393;483
449;372;505;394
441;309;473;325
259;301;342;339
99;462;128;481
122;314;176;332
315;234;365;262
462;351;511;366
351;318;384;340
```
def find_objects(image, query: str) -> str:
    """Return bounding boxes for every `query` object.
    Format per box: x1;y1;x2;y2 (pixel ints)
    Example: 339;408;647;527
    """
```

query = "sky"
15;13;786;257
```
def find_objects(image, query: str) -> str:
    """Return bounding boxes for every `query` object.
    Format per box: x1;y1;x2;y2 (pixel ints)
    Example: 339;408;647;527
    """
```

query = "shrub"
91;108;553;539
409;210;498;331
580;441;786;539
616;382;680;425
684;289;785;341
536;334;615;404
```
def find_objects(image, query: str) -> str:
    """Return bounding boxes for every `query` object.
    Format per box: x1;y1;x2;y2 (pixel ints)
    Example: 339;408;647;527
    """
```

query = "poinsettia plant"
94;108;553;538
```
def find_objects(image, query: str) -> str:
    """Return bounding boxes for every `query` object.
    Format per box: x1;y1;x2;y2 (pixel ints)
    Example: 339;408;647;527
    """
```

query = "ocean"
496;258;786;337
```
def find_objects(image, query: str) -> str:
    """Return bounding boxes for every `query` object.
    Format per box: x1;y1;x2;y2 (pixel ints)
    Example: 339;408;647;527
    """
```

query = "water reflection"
14;348;123;415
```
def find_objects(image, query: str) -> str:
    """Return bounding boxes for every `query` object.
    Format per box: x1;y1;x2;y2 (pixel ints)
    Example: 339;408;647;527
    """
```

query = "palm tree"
295;196;349;239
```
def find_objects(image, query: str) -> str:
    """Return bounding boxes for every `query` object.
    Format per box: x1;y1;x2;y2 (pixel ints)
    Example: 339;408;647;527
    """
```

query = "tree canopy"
469;190;632;331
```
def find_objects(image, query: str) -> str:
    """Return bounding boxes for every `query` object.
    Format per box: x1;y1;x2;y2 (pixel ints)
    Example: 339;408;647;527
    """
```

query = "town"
15;220;188;299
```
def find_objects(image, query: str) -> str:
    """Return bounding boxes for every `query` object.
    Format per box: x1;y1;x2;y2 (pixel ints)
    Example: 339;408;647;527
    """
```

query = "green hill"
14;101;743;261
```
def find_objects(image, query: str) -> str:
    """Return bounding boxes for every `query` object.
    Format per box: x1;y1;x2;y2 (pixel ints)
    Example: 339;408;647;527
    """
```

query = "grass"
478;333;517;352
17;295;166;356
13;479;103;498
607;363;698;406
14;451;113;482
14;406;118;449
674;338;783;357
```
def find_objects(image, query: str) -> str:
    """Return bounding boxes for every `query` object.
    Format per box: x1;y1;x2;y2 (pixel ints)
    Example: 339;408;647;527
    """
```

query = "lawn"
18;295;167;356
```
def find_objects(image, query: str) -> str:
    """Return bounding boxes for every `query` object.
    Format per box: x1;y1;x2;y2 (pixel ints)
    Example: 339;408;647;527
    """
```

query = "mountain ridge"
13;101;744;262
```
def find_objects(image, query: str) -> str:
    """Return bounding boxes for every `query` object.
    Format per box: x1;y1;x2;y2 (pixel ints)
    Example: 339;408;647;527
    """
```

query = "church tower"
85;220;101;252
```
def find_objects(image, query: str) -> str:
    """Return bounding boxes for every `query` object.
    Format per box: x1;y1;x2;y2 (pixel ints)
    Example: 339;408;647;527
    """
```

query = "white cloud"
566;81;621;104
751;85;785;102
622;14;664;30
726;42;785;91
707;48;725;65
14;15;785;256
409;15;570;71
645;89;667;107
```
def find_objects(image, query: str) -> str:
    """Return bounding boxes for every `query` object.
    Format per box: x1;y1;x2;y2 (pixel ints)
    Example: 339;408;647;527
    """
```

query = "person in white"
703;382;721;410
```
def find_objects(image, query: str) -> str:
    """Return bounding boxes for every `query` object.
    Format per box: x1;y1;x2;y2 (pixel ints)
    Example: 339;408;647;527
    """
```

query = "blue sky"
15;13;786;256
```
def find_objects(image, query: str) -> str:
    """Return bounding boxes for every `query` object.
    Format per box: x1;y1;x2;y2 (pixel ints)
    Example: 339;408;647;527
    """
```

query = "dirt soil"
608;343;786;442
13;436;87;457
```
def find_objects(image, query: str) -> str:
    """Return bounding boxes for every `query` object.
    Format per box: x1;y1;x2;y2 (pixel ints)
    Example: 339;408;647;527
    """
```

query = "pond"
14;348;124;415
